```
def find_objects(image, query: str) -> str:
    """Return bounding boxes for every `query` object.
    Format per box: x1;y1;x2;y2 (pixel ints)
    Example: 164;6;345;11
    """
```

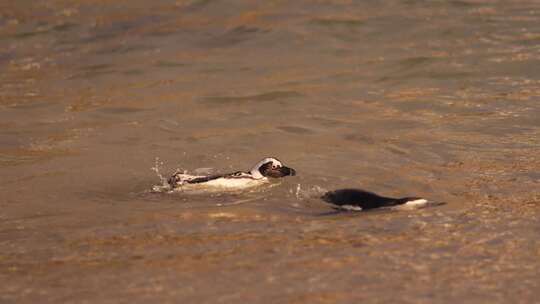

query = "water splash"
150;157;173;193
292;183;327;200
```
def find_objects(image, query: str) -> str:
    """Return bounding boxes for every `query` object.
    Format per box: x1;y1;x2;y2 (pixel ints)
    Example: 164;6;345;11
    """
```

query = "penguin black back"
321;188;425;211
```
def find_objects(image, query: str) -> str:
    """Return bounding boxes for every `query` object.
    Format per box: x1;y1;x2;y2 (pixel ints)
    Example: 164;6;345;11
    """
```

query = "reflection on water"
1;0;540;302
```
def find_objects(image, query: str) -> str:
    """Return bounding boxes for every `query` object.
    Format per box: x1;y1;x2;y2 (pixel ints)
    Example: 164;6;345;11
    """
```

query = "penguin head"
250;157;296;179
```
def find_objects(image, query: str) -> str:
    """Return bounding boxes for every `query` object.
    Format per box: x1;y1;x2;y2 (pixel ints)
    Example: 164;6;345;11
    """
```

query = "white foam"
151;157;167;184
338;205;363;211
150;157;173;193
293;184;327;200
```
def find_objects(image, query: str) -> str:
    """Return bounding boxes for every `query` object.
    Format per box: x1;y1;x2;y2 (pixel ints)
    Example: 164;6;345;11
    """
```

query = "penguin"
168;157;296;190
321;188;429;211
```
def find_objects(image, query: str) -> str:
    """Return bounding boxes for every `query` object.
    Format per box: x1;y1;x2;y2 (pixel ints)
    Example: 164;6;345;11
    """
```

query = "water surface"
1;1;539;303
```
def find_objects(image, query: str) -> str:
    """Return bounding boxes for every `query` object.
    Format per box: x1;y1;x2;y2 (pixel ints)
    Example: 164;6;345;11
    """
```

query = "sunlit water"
1;0;539;303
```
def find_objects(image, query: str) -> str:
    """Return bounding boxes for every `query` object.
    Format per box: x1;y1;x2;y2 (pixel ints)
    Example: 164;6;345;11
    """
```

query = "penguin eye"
272;165;278;169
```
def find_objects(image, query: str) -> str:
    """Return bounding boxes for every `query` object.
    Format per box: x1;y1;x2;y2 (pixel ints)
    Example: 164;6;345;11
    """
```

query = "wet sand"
1;0;539;303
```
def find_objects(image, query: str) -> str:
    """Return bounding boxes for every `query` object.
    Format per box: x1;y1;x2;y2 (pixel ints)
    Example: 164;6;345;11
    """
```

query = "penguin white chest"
201;177;267;189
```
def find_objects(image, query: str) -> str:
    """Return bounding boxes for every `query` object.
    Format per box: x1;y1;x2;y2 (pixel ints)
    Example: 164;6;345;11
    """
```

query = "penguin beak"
280;166;296;177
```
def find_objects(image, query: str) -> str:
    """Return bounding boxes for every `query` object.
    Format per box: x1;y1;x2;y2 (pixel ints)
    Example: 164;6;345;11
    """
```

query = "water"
1;0;539;302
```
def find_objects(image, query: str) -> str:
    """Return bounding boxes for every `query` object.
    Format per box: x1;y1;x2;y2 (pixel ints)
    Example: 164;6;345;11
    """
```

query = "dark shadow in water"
201;26;267;48
68;63;115;79
449;0;482;7
81;63;115;71
95;44;153;55
378;69;473;83
97;107;147;114
0;51;14;64
201;91;302;103
10;30;48;39
398;56;435;70
343;134;376;144
185;0;218;10
310;18;365;28
8;22;78;40
312;207;395;218
154;61;188;68
52;22;78;32
122;69;145;75
277;126;316;135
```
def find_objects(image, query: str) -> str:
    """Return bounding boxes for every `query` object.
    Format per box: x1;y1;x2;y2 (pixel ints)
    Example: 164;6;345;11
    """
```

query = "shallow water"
1;0;539;303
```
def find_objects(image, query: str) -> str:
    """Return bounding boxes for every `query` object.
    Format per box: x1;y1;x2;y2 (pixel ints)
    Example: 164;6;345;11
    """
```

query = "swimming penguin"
167;157;296;190
321;188;429;211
